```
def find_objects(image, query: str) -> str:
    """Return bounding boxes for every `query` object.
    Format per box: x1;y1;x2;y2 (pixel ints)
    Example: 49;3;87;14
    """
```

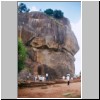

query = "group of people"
33;73;71;86
33;73;49;82
62;74;72;86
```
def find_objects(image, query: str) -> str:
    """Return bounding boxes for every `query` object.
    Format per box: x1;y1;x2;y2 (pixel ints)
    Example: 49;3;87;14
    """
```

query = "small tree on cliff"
18;3;30;13
18;38;27;73
53;10;64;19
44;9;54;16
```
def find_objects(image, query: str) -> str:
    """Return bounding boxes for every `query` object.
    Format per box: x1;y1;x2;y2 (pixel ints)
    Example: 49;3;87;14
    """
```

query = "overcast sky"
18;1;81;75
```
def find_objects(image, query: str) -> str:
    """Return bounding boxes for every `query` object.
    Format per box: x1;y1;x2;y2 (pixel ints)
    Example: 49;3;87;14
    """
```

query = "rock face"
18;12;79;80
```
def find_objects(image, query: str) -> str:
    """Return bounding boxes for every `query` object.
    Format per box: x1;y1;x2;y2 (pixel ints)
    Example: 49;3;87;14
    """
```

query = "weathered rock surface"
18;12;79;80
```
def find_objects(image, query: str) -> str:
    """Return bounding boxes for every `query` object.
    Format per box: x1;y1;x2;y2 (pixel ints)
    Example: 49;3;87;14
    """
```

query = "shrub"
53;10;64;19
18;3;30;13
18;38;27;73
44;9;53;16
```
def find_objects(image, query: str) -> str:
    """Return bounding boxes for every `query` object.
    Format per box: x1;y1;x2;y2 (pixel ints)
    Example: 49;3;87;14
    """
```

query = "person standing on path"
46;73;49;81
67;74;70;86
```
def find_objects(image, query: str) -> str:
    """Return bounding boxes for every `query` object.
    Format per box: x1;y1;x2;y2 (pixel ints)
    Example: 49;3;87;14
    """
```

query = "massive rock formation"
18;12;79;80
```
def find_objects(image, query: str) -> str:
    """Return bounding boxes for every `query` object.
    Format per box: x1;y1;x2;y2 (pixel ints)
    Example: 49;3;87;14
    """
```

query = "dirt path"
18;82;81;98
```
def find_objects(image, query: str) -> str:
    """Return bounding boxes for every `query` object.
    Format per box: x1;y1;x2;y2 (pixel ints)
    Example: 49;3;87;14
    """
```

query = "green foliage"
53;10;64;19
44;9;64;19
18;39;27;73
44;9;54;16
18;3;30;13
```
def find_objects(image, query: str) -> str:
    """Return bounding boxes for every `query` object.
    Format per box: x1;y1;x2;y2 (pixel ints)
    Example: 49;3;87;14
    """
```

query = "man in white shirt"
34;76;37;82
39;75;42;81
46;73;48;81
42;76;45;82
67;74;70;85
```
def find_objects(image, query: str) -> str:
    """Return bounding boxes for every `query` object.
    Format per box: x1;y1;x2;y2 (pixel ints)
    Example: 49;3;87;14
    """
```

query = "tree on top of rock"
53;10;64;19
44;9;64;19
44;8;54;16
18;3;30;13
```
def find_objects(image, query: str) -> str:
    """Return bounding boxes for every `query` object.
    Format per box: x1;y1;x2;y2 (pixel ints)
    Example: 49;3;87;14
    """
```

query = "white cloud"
71;19;82;75
30;6;39;11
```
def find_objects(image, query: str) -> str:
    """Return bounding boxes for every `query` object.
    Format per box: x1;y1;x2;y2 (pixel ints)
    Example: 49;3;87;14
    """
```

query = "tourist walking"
67;74;70;85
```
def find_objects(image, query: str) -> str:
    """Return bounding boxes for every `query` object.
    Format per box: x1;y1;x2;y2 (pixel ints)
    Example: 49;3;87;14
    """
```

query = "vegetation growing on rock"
44;9;54;16
18;38;27;73
53;10;64;19
44;9;64;19
18;3;30;13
